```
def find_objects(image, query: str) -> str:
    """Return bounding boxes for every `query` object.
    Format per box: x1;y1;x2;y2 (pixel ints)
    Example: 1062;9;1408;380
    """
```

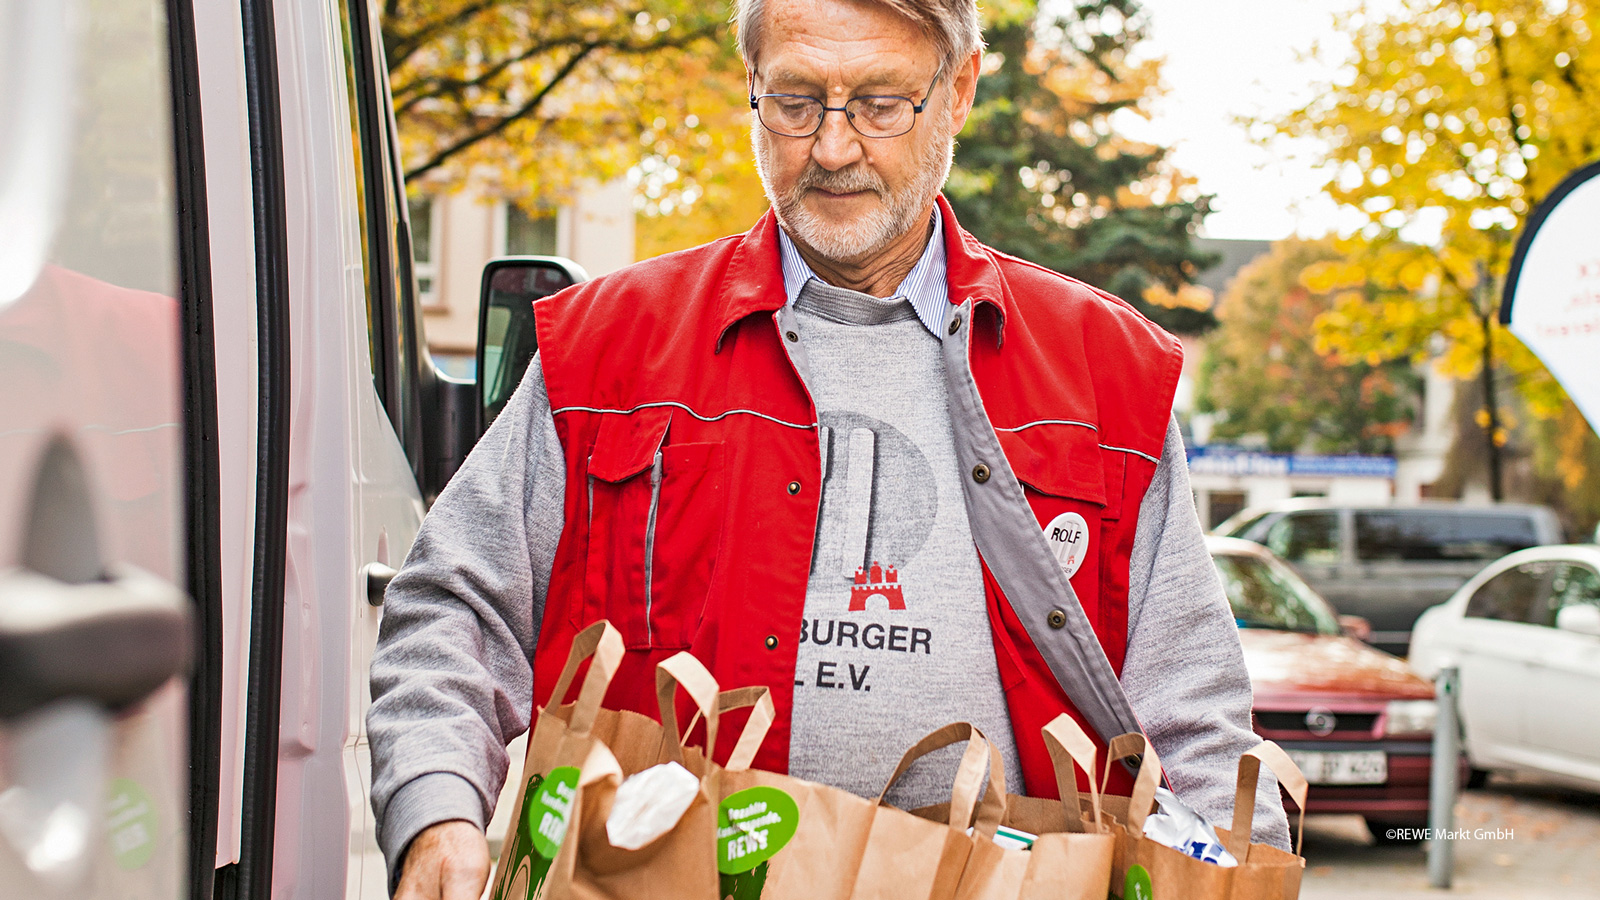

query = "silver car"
1217;500;1562;656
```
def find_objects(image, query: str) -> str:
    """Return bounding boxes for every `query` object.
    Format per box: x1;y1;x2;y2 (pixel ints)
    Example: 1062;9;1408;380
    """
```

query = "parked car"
1409;545;1600;793
1216;500;1561;656
1207;537;1449;840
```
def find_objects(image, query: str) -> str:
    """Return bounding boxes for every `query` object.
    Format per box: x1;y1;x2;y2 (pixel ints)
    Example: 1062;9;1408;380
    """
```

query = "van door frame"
225;0;294;898
164;1;224;897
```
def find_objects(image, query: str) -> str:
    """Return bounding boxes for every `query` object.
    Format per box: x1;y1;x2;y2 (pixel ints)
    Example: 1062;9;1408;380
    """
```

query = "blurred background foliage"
383;0;1600;535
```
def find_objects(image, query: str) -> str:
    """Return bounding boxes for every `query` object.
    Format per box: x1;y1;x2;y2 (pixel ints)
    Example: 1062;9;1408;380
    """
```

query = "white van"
0;2;571;897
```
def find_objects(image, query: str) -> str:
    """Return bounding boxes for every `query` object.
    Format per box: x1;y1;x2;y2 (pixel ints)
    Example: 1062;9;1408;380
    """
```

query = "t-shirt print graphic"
797;415;942;697
784;282;1018;805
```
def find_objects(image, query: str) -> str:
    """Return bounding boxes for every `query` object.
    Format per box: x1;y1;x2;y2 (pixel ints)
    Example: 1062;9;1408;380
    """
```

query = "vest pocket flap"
587;407;672;482
997;426;1107;507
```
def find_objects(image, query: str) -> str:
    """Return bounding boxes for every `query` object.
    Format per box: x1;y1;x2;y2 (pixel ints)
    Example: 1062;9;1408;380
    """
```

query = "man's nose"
810;107;864;171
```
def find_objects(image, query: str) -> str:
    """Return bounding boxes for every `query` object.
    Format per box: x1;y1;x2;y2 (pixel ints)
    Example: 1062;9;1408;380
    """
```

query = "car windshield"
1213;552;1343;635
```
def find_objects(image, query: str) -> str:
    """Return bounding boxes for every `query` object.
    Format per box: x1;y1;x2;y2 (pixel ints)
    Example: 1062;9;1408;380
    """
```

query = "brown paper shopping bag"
1102;733;1308;900
955;714;1116;900
704;687;879;900
848;722;1008;900
565;650;730;900
488;621;627;900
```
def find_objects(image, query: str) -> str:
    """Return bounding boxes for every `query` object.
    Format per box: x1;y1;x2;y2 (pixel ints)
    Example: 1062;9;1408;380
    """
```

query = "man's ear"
948;49;982;135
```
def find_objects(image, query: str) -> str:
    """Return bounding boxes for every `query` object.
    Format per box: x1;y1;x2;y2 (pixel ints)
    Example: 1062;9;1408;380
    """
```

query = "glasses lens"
758;96;823;136
846;96;914;137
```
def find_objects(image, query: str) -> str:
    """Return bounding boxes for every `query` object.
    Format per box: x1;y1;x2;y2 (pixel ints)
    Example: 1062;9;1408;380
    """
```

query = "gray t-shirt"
788;278;1021;806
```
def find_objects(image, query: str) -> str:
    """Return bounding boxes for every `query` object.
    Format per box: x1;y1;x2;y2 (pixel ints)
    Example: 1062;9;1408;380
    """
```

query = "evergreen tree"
950;1;1217;333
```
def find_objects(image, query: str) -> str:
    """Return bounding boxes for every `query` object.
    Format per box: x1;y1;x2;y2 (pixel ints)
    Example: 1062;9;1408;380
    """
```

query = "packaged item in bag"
605;761;701;850
1141;787;1238;867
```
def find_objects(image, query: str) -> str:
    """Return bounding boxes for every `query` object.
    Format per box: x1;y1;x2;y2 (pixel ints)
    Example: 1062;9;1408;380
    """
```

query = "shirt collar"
776;206;951;337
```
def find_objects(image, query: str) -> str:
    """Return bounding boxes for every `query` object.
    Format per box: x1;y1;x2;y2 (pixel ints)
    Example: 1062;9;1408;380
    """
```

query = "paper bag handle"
655;652;721;766
1227;740;1308;861
1100;732;1162;833
878;722;1007;838
684;686;776;772
543;621;625;734
1041;714;1103;833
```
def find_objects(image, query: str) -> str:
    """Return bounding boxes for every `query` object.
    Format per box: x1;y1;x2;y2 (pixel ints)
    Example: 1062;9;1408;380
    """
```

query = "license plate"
1285;750;1388;785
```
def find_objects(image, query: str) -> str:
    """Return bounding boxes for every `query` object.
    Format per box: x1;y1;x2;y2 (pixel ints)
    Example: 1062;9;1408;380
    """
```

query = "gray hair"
733;0;984;76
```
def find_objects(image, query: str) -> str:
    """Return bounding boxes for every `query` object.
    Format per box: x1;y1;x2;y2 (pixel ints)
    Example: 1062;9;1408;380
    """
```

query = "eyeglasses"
750;69;943;139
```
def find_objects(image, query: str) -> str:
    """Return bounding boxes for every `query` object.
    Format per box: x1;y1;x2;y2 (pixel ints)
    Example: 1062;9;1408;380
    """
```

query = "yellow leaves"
386;1;732;205
1143;283;1214;311
1300;260;1368;293
1397;256;1434;292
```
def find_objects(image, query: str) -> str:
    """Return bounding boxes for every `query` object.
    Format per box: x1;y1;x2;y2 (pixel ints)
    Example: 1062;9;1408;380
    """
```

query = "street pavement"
1300;772;1600;898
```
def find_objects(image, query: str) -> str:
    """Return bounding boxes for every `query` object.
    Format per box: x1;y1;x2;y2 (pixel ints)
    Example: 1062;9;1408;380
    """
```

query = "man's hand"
395;820;490;900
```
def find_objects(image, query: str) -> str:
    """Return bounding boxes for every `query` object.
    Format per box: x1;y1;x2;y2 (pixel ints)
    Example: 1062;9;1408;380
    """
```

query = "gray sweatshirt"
368;357;1290;889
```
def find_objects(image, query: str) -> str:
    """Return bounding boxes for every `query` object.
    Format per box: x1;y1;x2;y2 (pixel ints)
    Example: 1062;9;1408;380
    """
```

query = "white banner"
1502;162;1600;438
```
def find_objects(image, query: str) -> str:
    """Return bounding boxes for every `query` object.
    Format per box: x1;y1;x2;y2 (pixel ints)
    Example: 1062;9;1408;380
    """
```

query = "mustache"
792;164;887;196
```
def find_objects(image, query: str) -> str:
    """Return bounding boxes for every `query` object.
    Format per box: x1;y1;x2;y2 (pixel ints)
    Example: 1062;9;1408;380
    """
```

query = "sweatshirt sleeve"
366;353;567;890
1121;417;1292;851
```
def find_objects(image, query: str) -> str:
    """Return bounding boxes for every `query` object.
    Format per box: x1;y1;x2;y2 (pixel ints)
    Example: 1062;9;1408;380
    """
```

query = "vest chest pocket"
998;428;1122;623
582;410;725;650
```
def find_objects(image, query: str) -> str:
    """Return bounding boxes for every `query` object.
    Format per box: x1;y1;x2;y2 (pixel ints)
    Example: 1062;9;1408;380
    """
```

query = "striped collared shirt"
776;206;950;337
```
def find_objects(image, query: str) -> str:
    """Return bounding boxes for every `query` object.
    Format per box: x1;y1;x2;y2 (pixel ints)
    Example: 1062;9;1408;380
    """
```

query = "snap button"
785;330;799;342
765;634;779;650
947;315;962;335
1047;608;1068;629
787;480;802;495
971;464;991;484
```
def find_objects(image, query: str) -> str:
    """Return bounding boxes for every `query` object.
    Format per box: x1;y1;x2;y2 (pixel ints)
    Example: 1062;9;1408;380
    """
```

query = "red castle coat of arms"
849;561;905;611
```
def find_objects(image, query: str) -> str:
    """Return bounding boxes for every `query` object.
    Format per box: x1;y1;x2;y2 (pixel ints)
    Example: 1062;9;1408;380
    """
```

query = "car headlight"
1384;700;1437;737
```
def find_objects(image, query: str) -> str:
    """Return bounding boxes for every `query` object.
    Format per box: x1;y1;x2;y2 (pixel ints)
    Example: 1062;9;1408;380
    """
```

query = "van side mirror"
476;257;588;433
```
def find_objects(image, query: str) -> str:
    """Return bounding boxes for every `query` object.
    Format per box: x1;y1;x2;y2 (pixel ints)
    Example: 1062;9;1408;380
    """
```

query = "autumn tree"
384;1;735;207
1267;0;1600;496
1197;239;1419;454
947;0;1217;334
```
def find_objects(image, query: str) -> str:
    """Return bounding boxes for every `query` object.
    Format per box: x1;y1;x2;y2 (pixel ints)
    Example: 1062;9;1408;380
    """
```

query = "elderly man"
369;0;1290;896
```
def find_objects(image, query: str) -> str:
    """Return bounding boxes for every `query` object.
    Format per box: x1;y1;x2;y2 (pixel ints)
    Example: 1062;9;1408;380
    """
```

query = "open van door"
0;0;196;893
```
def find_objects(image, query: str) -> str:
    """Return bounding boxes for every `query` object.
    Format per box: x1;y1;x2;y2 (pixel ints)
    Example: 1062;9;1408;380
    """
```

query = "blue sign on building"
1186;447;1397;479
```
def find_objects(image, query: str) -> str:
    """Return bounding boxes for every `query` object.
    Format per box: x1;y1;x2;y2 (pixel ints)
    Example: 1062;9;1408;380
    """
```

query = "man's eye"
856;98;905;122
774;98;816;116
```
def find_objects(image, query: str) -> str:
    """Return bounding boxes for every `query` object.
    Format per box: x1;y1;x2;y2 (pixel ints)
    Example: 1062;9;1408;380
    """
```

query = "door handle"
0;565;190;720
363;562;397;607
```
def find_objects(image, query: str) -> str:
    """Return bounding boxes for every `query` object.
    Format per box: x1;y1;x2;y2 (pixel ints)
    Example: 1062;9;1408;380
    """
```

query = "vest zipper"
643;450;664;644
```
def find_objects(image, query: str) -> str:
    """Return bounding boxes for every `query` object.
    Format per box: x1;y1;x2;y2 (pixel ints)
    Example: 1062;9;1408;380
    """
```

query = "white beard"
753;115;954;264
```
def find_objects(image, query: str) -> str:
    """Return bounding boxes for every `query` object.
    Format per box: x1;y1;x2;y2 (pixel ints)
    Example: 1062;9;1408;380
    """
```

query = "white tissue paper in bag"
605;761;700;850
1140;787;1239;867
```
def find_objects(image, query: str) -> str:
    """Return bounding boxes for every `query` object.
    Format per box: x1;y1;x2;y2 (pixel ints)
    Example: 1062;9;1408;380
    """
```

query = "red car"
1208;536;1453;841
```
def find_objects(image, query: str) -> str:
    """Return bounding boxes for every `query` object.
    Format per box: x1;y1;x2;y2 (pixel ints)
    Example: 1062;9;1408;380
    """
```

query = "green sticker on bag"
490;766;580;900
716;786;799;874
1124;863;1153;900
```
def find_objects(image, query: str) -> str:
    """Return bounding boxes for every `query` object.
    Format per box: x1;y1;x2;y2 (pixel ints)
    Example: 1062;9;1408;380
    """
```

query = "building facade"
409;180;636;376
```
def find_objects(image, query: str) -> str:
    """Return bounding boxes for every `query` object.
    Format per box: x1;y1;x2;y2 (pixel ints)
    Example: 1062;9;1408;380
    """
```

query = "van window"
1264;511;1340;564
1356;511;1539;562
336;0;425;474
1464;562;1552;623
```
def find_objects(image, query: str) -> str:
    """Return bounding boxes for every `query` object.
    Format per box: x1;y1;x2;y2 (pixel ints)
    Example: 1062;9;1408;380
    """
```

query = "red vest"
531;196;1182;798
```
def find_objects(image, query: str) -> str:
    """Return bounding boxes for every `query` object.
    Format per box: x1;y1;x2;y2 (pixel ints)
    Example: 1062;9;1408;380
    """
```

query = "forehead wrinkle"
758;0;937;95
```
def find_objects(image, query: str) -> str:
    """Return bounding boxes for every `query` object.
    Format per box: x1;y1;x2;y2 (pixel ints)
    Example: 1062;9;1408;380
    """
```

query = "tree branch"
398;25;721;182
404;43;600;182
383;0;505;73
